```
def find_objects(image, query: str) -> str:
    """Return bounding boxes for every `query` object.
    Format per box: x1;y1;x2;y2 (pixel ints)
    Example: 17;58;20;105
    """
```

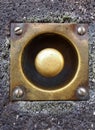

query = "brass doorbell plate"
10;23;89;101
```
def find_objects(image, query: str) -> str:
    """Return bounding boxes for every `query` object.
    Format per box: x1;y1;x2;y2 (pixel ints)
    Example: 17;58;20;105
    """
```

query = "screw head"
77;26;86;35
77;87;88;100
13;87;24;98
14;27;23;35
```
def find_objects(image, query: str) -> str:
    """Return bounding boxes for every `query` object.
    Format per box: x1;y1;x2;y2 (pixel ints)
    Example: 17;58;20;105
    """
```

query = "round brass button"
35;48;64;77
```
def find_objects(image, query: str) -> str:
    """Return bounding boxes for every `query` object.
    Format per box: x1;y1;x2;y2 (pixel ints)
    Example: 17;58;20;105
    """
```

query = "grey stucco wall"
0;0;95;130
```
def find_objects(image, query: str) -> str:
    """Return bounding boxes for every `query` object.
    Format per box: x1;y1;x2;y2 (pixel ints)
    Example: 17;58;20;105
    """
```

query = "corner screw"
77;26;86;35
13;87;24;98
14;27;23;35
77;87;88;100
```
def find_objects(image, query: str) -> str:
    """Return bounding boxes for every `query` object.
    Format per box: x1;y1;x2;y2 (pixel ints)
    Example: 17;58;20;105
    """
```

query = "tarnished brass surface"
35;48;64;77
10;23;89;101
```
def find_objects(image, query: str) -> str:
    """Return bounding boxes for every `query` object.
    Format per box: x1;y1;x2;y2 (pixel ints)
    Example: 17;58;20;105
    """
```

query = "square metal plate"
10;23;89;101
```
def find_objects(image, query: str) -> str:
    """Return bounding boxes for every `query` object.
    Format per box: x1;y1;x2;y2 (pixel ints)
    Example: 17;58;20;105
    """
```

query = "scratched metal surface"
0;0;95;130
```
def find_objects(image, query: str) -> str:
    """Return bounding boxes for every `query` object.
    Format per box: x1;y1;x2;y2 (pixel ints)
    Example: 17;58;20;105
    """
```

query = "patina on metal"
10;23;89;101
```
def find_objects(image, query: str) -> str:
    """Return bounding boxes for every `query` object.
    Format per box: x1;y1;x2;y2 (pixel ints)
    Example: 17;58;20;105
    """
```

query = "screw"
14;27;23;35
77;87;88;99
77;26;86;35
13;87;24;98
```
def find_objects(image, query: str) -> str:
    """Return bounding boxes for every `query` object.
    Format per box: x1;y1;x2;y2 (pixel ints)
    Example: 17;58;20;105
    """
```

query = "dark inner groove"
21;33;78;90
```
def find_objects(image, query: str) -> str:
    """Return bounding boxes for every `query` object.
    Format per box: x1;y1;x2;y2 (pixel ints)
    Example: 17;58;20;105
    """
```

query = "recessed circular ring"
21;33;78;90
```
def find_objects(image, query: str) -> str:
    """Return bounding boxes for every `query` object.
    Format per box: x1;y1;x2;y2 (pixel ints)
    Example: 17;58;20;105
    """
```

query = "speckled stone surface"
0;0;95;130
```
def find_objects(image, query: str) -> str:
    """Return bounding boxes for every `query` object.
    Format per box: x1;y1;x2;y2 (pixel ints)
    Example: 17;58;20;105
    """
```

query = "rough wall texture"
0;0;95;130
